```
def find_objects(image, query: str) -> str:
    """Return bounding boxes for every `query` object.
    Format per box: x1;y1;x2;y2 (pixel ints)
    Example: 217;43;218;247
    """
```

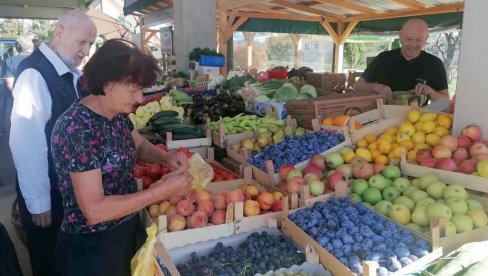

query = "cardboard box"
286;92;385;129
246;101;288;120
197;65;220;76
304;73;346;93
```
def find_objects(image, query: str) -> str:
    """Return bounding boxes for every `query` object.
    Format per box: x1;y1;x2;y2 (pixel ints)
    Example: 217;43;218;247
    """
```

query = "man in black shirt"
354;19;449;103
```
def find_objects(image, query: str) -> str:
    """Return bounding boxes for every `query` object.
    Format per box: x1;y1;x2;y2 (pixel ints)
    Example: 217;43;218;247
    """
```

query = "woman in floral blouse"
50;39;192;275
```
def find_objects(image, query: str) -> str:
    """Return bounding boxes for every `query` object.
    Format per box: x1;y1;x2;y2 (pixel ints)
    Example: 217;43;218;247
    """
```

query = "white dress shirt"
10;43;81;215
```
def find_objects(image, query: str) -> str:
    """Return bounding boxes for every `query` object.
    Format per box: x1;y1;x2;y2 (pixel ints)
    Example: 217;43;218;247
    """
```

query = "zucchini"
171;133;201;140
148;110;179;122
138;126;154;135
151;117;182;127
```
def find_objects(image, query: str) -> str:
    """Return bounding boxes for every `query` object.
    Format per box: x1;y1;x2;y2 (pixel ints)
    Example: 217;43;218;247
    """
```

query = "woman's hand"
162;151;190;172
151;171;193;199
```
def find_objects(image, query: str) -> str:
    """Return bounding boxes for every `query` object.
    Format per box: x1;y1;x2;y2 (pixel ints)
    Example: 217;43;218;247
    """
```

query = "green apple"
393;177;411;192
466;209;488;228
445;221;457;236
427;203;452;220
375;200;393;216
369;175;388;191
325;152;344;169
403;186;420;197
388;204;411;225
339;146;354;154
382;165;401;181
446;198;468;215
466;199;484;211
349;193;362;202
443;184;469;200
412;178;421;187
351;179;369;195
426;181;447;200
451;214;474;233
382;186;401;202
363;187;382;205
419;174;439;190
394;196;415;212
385;178;393;188
416;197;436;207
437;199;446;204
411;206;430;227
406;223;423;233
410;190;429;203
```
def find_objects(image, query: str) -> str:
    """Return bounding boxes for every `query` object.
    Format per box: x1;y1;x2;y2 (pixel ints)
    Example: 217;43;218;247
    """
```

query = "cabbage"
274;83;298;102
255;95;271;103
299;84;317;98
296;94;309;100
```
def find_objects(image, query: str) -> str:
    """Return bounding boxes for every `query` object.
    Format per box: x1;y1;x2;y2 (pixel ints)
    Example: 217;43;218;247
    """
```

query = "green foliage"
343;43;363;69
0;19;24;39
188;47;223;61
266;42;292;65
30;20;54;41
391;39;401;50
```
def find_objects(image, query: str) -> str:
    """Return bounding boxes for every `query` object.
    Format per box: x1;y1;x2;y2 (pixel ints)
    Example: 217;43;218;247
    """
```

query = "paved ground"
0;134;32;276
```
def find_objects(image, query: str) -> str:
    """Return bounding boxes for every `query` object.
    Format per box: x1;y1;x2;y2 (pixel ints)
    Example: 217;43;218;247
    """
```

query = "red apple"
416;149;433;163
285;169;303;181
439;135;458;151
432;145;452;159
462;125;481;142
452;148;469;165
351;162;374;180
270;201;283;212
420;157;438;168
302;164;323;179
308;179;326;195
474;153;488;160
458;135;472;150
279;165;295;180
327;171;346;190
286;176;305;193
336;164;353;178
470;142;488;157
458;159;478;174
373;163;385;174
310;155;326;171
435;158;458;171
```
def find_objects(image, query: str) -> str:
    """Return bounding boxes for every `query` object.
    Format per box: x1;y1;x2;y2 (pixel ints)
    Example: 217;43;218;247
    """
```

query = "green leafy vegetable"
274;83;298;102
299;84;317;98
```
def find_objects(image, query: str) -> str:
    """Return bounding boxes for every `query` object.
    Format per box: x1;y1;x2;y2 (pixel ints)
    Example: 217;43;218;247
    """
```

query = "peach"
244;185;260;199
432;145;452;159
158;201;171;215
272;191;284;201
470;142;488;157
148;205;159;218
168;214;186;232
196;190;211;202
257;192;274;210
185;189;197;203
435;158;458;172
176;200;195;216
462;125;481;142
169;195;183;205
187;211;208;229
242;192;252;201
244;200;261;216
458;159;478;174
166;206;177;217
416;149;433;163
439;135;458;151
197;200;215;217
210;210;226;225
225;190;244;205
271;200;283;212
458;135;472;150
286;176;305;194
211;194;227;210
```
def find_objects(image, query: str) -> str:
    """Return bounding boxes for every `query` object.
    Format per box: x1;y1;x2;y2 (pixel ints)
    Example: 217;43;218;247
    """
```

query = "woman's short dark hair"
83;39;161;95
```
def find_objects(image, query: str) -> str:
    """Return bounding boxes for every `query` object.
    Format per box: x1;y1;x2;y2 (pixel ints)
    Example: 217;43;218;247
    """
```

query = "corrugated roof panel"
420;0;463;5
351;0;406;11
313;3;361;15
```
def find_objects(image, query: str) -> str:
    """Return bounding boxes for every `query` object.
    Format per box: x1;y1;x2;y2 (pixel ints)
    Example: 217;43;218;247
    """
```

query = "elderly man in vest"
10;10;96;276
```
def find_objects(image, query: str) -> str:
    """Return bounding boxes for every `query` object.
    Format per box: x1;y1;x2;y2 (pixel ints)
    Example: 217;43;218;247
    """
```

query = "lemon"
399;122;416;136
342;151;356;164
408;109;422;123
388;151;396;161
437;114;453;129
364;133;377;143
402;140;415;150
377;138;392;154
368;141;378;151
422;121;436;134
356;138;369;148
375;155;389;165
396;133;411;144
425;133;441;147
391;142;401;150
407;149;418;161
419;112;438;122
370;149;382;159
385;127;398;136
379;134;394;143
415;143;431;150
392;146;403;159
356;148;372;162
412;132;426;144
434;126;449;137
415;121;424;132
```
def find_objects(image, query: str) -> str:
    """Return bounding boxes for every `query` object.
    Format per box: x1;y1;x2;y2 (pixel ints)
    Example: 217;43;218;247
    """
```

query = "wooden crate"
206;118;255;148
286;92;385;129
281;183;443;276
304;72;346;93
165;128;212;150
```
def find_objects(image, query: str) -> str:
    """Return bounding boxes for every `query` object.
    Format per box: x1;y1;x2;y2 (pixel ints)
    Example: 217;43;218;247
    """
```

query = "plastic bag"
131;224;158;276
392;90;428;106
187;153;214;191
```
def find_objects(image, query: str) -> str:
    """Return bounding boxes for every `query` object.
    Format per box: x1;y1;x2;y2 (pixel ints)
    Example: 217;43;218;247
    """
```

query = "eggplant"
192;111;206;125
231;93;244;102
190;106;209;118
205;98;222;107
210;114;221;122
191;97;206;108
216;93;233;104
232;101;245;113
210;103;225;116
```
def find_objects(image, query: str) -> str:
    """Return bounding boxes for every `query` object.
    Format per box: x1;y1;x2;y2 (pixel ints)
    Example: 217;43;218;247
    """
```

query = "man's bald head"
399;19;429;61
50;10;97;70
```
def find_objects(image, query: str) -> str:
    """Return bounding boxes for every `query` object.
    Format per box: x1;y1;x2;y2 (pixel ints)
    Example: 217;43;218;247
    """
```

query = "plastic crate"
267;69;288;79
199;55;225;67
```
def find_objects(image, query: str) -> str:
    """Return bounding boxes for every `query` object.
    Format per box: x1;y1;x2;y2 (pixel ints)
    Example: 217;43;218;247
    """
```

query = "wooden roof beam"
314;0;378;14
218;0;267;11
388;0;428;9
344;3;463;22
247;4;287;14
321;20;339;44
339;21;358;44
236;11;329;22
270;0;342;19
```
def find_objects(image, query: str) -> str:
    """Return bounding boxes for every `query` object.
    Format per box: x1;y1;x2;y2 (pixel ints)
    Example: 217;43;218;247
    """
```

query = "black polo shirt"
362;49;448;92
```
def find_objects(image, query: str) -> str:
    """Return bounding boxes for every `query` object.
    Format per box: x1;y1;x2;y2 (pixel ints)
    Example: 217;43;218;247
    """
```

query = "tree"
266;36;293;66
233;42;267;70
31;20;55;41
429;32;462;83
343;43;363;69
0;19;25;39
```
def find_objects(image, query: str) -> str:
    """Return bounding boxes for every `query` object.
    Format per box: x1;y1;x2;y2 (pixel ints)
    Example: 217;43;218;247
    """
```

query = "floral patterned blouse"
51;103;138;234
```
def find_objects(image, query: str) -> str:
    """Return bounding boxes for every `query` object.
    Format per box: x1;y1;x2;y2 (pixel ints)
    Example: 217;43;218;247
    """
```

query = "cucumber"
148;110;179;122
138;126;154;135
151;117;182;127
171;133;201;140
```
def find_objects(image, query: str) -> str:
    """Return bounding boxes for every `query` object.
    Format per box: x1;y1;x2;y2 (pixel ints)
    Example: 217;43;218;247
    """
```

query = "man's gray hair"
15;36;34;53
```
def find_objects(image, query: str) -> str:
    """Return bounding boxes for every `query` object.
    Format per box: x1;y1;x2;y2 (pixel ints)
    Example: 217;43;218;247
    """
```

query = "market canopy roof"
0;0;93;19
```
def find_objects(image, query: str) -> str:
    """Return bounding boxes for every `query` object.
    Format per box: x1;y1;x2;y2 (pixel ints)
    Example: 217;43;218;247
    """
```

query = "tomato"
213;175;224;182
155;144;167;151
144;164;161;178
140;176;154;189
134;165;145;178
